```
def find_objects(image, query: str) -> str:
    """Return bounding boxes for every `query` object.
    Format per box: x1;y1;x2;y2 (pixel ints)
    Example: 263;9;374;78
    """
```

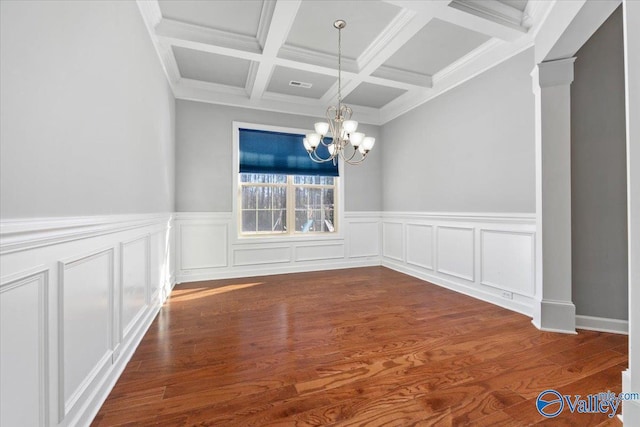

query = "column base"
532;299;576;333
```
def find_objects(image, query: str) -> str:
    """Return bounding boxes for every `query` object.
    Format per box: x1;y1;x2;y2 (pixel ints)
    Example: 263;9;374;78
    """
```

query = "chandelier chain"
338;25;342;108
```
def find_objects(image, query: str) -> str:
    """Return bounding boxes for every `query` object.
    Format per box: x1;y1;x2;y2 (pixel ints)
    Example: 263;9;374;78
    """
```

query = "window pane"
293;175;334;185
240;173;286;184
256;187;272;209
294;186;334;233
241;187;257;209
295;187;309;209
323;188;334;206
273;187;286;210
242;210;256;233
295;209;310;232
272;209;286;232
257;210;273;232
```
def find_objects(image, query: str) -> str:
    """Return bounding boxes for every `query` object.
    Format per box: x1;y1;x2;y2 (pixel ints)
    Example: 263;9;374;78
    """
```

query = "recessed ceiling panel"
377;18;491;76
284;1;401;59
158;0;264;37
343;83;406;109
173;46;251;87
498;0;528;12
266;67;336;99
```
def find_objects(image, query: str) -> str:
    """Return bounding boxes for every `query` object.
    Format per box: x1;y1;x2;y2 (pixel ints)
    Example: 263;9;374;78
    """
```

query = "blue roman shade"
239;128;339;177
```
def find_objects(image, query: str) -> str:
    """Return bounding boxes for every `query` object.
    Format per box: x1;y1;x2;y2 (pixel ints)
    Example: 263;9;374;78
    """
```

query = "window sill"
232;232;344;245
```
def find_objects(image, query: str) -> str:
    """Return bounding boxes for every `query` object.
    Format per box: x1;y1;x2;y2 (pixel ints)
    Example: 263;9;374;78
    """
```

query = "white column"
622;0;640;423
531;57;576;333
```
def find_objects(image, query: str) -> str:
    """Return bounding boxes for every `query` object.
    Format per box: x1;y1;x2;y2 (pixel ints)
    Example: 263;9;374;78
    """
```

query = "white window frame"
232;121;345;242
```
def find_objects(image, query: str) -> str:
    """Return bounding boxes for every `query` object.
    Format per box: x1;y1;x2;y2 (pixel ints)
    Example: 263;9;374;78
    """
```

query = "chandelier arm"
343;154;368;165
339;143;362;163
309;148;332;163
339;143;368;165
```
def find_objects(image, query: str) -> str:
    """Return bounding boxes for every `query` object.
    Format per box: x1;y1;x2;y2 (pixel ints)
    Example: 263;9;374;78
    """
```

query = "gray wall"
175;100;382;212
571;6;628;320
381;48;536;213
0;0;175;218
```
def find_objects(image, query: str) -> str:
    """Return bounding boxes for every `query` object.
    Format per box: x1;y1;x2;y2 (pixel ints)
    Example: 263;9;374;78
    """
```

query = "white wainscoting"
381;212;537;316
175;212;381;282
0;213;174;427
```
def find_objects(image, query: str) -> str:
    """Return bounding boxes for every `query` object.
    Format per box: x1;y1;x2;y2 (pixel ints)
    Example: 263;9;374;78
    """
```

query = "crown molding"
432;38;503;85
137;0;576;128
449;0;528;31
373;65;432;88
155;18;262;58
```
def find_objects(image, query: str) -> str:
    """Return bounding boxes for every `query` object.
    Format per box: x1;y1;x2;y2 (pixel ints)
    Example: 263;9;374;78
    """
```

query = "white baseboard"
382;259;534;317
176;258;380;283
575;314;628;334
532;299;577;334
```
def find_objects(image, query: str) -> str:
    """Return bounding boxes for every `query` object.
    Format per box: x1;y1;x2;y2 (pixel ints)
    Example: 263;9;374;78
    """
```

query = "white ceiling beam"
544;0;619;61
437;3;526;41
250;0;301;101
175;79;381;124
365;70;431;90
532;0;586;63
321;3;448;105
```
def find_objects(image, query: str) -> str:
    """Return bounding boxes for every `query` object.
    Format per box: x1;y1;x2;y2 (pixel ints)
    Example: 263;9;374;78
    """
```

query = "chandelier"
303;20;375;165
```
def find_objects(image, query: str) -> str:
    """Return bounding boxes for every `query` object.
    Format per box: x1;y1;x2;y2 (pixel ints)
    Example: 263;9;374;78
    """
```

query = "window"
240;174;335;235
236;126;339;237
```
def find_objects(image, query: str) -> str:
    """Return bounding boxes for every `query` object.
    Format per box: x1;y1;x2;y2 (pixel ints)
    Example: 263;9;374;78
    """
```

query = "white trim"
0;213;174;427
176;257;380;283
379;211;537;320
0;213;173;255
383;259;533;317
174;210;381;283
435;225;475;282
381;211;535;224
344;211;382;219
0;268;50;427
479;229;536;297
58;247;115;419
532;300;577;334
71;292;162;427
447;0;528;34
576;315;629;335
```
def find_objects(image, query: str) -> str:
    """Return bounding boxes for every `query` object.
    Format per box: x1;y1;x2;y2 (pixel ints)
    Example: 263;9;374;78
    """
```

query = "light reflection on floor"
168;282;265;302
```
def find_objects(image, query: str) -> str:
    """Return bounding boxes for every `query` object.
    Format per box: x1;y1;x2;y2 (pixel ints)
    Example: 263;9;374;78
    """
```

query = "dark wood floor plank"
92;267;628;426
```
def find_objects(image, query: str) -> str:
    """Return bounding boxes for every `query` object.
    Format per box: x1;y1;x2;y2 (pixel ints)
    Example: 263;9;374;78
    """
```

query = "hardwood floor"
92;267;627;426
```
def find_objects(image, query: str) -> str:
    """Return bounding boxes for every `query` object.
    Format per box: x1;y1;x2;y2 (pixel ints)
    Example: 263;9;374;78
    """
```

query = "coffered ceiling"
137;0;552;125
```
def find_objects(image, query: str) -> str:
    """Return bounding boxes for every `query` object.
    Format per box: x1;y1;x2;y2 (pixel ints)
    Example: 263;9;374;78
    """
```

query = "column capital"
534;57;577;88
